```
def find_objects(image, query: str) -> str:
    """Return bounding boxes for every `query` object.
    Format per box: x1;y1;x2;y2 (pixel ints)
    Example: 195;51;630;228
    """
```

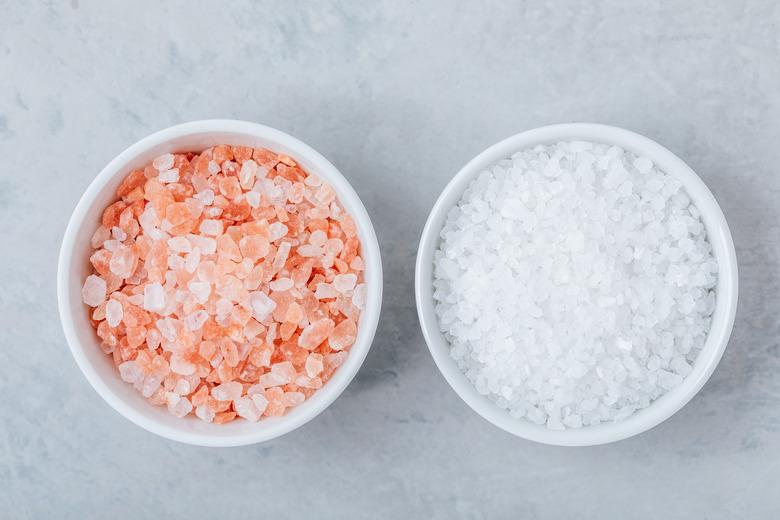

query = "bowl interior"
59;121;382;446
416;123;738;446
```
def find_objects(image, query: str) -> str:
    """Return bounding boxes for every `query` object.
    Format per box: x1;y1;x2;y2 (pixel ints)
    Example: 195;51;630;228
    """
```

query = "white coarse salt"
433;141;718;429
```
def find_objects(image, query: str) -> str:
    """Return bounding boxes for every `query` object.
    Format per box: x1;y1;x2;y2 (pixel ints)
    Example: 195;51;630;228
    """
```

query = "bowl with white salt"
58;120;383;446
415;123;737;446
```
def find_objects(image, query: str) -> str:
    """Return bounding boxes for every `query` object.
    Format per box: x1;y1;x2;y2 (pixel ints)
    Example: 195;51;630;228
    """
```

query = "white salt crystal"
234;397;262;422
187;280;211;303
433;140;718;429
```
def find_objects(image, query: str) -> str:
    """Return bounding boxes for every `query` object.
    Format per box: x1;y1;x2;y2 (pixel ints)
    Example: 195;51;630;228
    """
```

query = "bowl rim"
414;122;738;446
57;119;383;447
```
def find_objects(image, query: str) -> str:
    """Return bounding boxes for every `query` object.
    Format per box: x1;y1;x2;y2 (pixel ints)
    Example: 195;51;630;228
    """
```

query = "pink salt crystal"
259;361;295;387
249;291;276;321
194;188;215;206
170;355;196;376
333;273;357;293
91;226;111;248
234;396;262;422
118;361;143;384
167;236;192;253
272;242;291;274
326;351;349;370
199;219;223;236
196;405;215;423
295;375;323;389
283;392;305;407
329;319;357;350
185;247;201;273
239;235;270;261
305;353;324;377
268;222;288;241
109;245;138;279
350;256;364;271
105;299;124;328
298;244;321;258
156;317;178;341
190;235;216;255
298;318;335;350
244;319;264;340
152;153;174;171
165;393;193;418
197;260;217;282
352;283;367;309
141;373;163;397
82;275;107;307
309;230;327;247
246;191;261;208
158;168;180;183
250;393;269;414
173;378;191;395
146;328;162;350
143;282;166;311
315;184;336;204
185;310;209;331
185;197;203;219
216;298;234;319
239;159;258;189
187;280;211;303
269;277;293;292
212;381;242;401
138;206;158;232
216;275;243;301
314;282;338;299
111;226;127;242
304;174;322;187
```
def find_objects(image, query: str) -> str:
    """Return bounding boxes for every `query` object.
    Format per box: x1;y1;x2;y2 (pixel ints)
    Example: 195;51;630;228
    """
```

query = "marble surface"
1;1;779;518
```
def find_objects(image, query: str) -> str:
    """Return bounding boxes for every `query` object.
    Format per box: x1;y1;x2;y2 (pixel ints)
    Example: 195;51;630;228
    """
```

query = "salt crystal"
269;222;288;241
433;140;717;428
105;299;123;327
81;275;107;307
333;273;357;293
212;381;243;401
118;361;144;384
158;168;180;183
143;282;166;311
269;277;293;292
249;291;276;321
152;153;175;171
184;310;209;331
199;219;223;236
167;236;192;253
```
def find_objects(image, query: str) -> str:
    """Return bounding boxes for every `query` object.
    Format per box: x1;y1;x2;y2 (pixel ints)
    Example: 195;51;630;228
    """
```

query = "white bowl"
58;119;383;447
415;123;738;446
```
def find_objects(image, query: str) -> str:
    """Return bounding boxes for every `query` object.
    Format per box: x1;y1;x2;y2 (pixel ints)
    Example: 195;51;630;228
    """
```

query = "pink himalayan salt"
82;145;365;424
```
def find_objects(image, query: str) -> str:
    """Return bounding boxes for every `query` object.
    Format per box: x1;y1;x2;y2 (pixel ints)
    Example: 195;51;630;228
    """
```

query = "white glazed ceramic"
58;120;383;447
415;123;738;446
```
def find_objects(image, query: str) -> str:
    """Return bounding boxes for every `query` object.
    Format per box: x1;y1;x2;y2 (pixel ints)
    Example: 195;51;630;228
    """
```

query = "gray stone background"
1;1;779;518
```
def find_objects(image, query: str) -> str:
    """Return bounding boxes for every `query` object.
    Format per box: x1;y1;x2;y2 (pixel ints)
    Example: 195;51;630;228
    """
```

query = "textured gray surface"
1;1;779;518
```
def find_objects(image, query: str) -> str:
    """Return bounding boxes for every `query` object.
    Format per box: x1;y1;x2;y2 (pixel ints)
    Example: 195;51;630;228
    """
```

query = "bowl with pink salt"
58;120;382;446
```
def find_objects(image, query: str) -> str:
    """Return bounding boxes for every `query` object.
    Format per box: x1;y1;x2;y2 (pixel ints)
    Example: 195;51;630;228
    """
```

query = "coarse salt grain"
433;141;717;429
82;145;364;423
